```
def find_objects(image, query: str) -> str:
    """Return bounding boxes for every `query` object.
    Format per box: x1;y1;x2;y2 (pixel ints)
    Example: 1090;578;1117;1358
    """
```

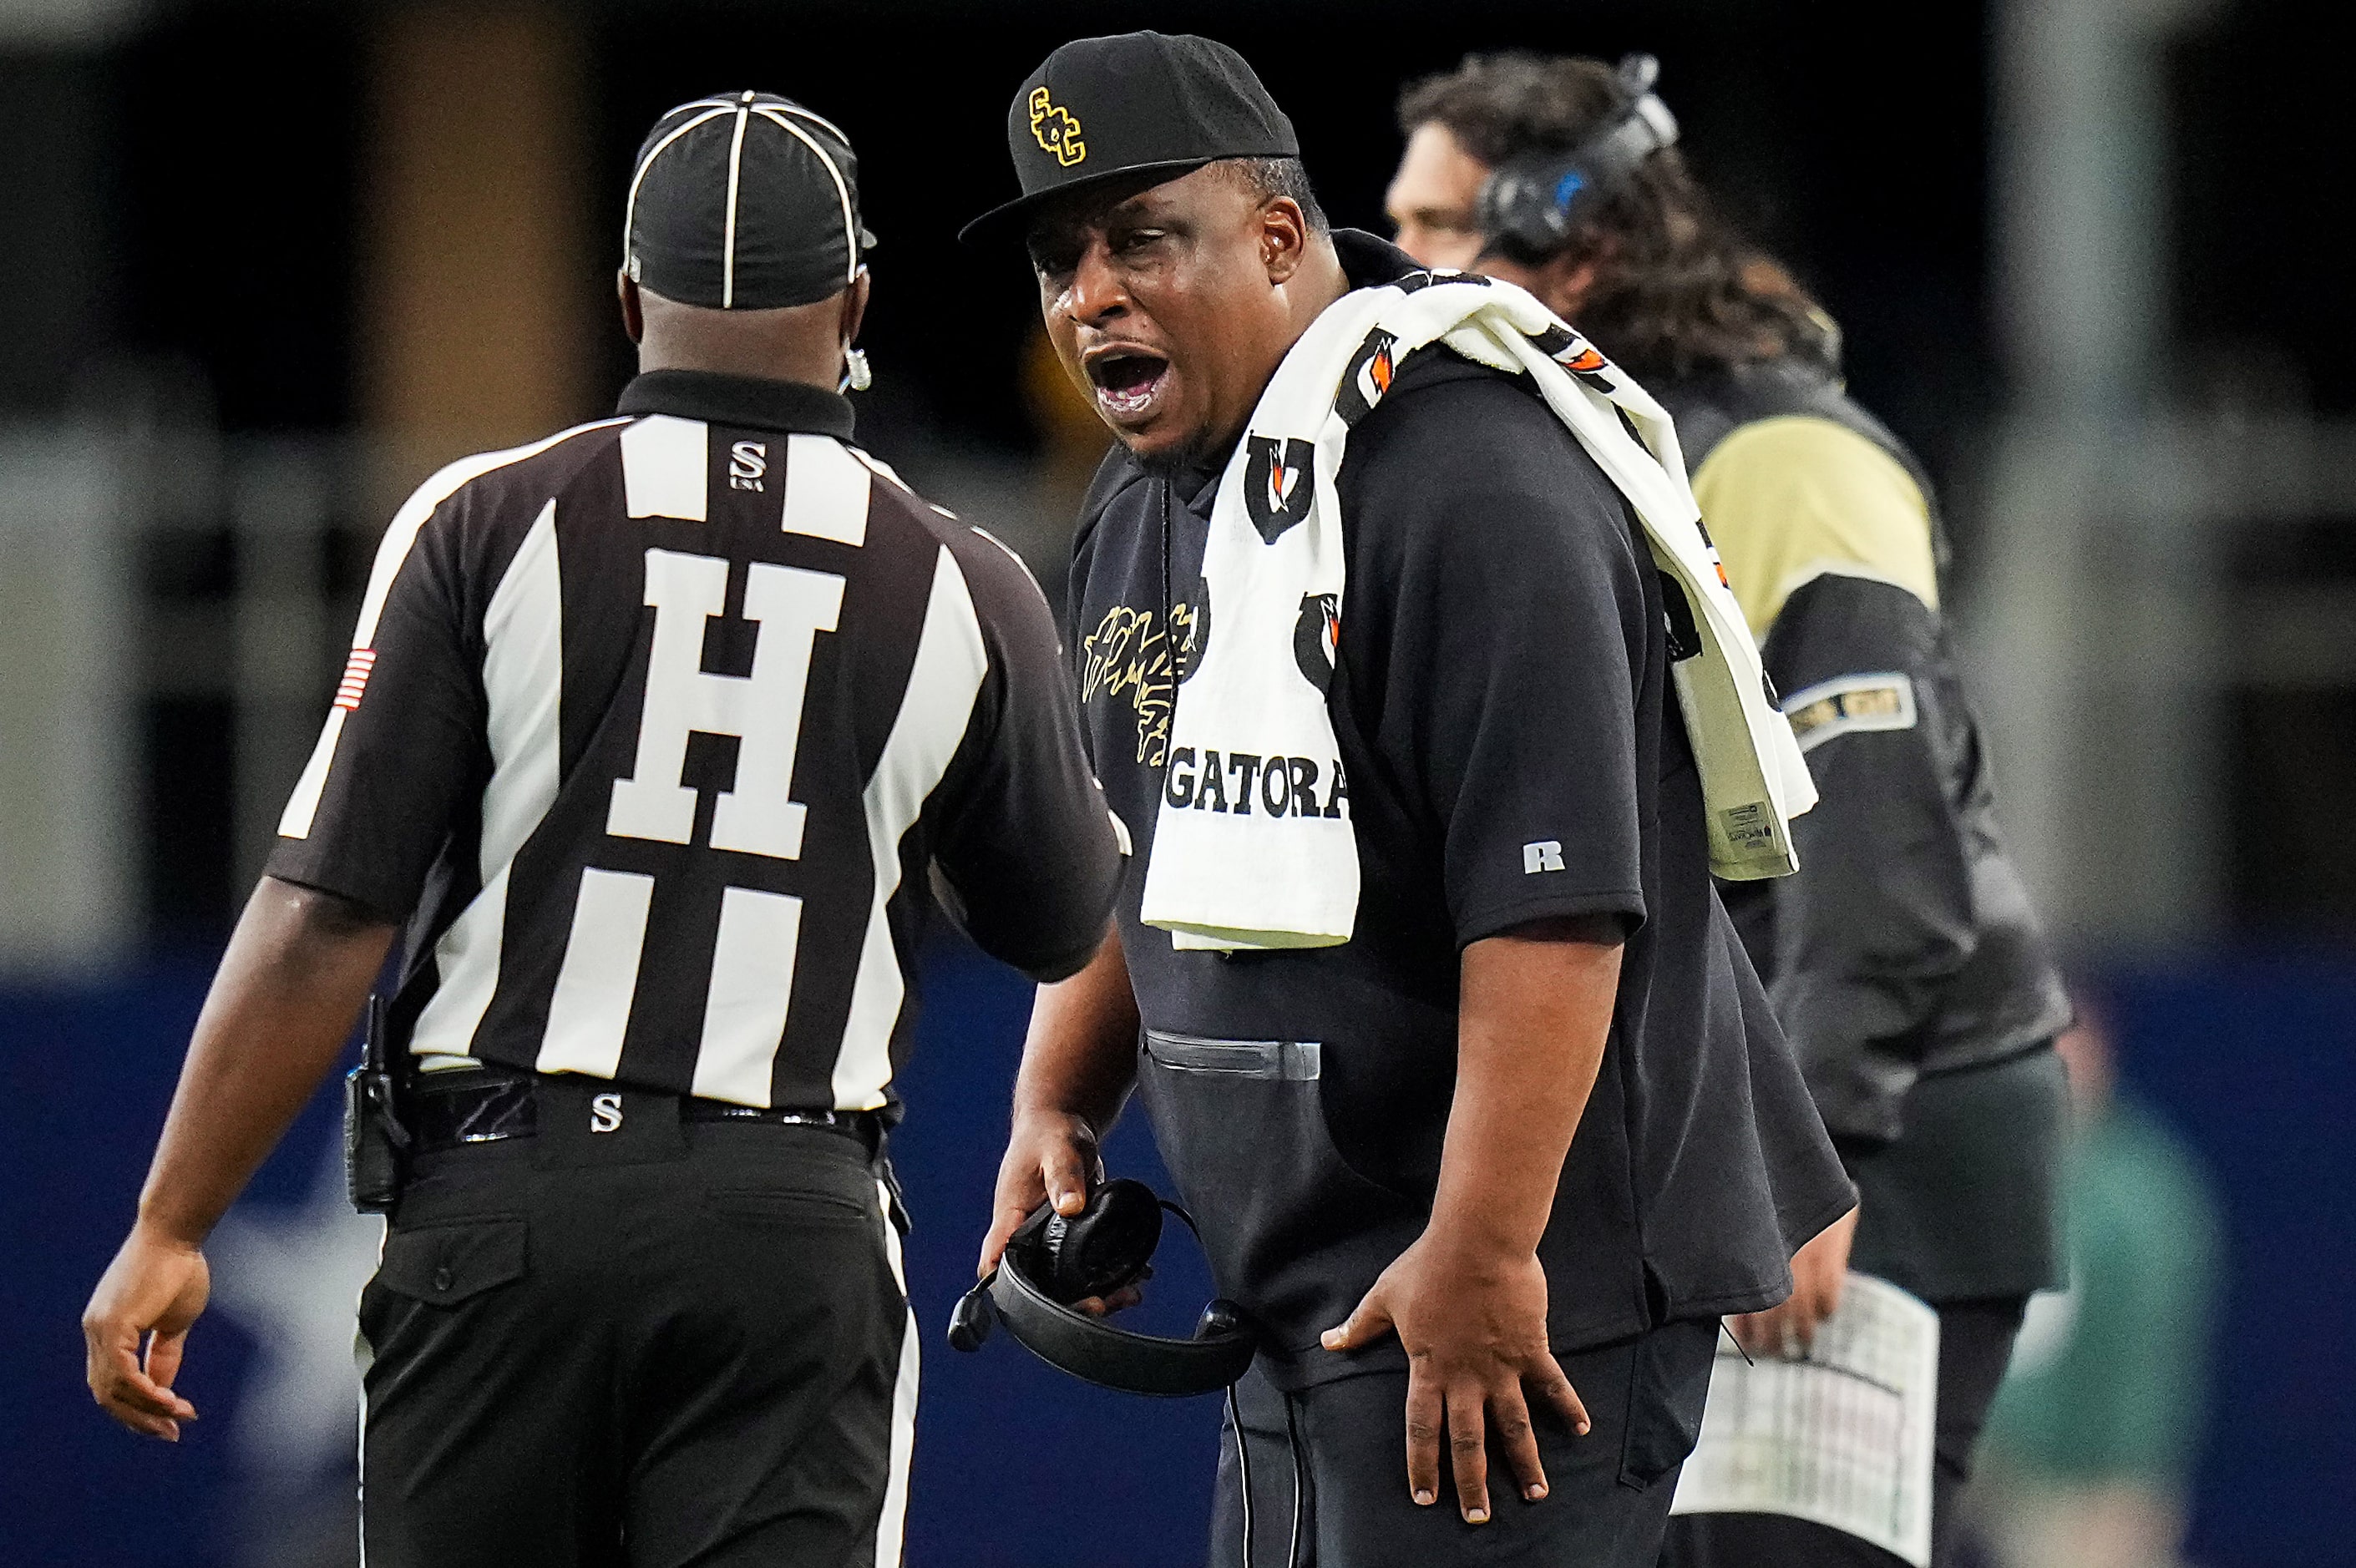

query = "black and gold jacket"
1662;361;2072;1150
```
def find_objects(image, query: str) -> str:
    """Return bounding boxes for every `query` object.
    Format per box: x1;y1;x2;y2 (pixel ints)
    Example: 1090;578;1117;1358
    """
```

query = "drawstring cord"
1227;1379;1308;1568
1228;1383;1255;1567
1283;1391;1306;1568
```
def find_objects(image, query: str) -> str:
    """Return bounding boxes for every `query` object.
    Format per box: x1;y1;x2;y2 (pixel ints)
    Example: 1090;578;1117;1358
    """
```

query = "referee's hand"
1321;1235;1588;1525
83;1223;210;1441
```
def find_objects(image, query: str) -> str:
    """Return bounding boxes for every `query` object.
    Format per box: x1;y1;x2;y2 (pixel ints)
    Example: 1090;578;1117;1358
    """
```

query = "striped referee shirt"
269;370;1120;1113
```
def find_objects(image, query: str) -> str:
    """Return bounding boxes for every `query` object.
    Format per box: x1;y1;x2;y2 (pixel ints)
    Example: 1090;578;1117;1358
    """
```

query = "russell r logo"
1028;86;1087;167
1523;840;1567;874
590;1093;625;1134
1244;437;1317;543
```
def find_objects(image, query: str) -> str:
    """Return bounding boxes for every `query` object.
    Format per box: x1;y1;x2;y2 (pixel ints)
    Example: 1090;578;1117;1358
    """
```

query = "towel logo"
1528;321;1618;392
1244;437;1317;543
1335;328;1399;427
1029;87;1087;167
1293;593;1340;694
1659;571;1704;662
1164;747;1350;821
1396;268;1487;296
1172;579;1210;685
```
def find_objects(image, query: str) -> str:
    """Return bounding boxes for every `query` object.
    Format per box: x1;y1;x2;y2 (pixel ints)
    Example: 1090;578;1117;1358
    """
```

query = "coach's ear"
617;271;645;346
1529;239;1610;324
1260;197;1310;285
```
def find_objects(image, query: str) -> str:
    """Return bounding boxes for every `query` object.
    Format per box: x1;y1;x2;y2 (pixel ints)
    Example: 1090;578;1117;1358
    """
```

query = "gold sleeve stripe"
1689;414;1939;636
1781;671;1920;754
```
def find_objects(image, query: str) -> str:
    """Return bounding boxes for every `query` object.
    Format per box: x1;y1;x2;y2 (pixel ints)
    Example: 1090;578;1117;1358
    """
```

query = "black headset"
947;1177;1257;1398
1474;53;1680;262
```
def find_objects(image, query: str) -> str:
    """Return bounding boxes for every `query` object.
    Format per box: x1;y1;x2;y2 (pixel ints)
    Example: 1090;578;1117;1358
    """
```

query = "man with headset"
965;32;1855;1568
81;93;1119;1565
1386;53;2073;1568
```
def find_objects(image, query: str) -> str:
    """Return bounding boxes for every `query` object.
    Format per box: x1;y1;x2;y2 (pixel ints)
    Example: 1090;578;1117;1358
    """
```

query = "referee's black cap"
960;32;1300;247
624;91;876;311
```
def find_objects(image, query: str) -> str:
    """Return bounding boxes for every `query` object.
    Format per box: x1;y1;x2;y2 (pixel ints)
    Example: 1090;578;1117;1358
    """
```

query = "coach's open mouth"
1085;348;1172;426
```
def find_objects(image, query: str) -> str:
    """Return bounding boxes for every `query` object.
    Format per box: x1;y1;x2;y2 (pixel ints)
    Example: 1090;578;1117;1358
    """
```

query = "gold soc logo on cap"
1029;86;1086;167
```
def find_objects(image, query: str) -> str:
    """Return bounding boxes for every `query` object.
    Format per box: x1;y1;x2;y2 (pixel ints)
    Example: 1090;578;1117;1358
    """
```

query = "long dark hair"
1398;53;1841;383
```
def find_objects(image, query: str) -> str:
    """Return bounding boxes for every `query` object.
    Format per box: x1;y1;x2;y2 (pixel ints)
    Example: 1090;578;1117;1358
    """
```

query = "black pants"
1211;1318;1721;1568
357;1081;916;1568
1658;1297;2028;1568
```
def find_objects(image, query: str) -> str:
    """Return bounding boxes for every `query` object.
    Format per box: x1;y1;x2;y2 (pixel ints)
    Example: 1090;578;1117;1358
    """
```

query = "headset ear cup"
1473;63;1677;261
1195;1299;1247;1342
1048;1178;1163;1301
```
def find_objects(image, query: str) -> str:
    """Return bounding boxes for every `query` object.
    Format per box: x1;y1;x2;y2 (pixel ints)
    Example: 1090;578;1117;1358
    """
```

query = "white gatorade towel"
1138;271;1816;952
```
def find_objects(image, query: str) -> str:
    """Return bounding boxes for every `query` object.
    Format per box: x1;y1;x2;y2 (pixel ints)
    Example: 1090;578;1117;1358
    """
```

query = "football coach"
965;33;1856;1568
1386;53;2075;1568
82;92;1118;1566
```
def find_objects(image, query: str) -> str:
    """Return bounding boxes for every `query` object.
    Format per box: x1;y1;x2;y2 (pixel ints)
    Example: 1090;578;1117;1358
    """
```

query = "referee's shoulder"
383;415;636;544
849;443;1060;629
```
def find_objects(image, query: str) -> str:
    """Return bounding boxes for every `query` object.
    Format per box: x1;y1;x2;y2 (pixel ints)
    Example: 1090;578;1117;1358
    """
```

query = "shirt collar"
616;369;857;439
1329;226;1426;290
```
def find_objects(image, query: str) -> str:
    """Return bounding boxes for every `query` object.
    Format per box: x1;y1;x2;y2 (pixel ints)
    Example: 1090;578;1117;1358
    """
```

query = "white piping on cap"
771;101;851;144
721;94;754;308
622;104;733;265
750;105;860;287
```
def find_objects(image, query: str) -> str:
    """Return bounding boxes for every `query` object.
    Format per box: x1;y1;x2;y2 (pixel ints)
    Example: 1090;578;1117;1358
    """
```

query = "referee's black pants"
357;1082;917;1568
1657;1297;2029;1568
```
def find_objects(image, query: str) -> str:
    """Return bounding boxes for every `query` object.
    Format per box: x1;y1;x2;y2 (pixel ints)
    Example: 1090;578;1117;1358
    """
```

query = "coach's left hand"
1729;1203;1857;1358
84;1222;210;1440
1323;1232;1589;1525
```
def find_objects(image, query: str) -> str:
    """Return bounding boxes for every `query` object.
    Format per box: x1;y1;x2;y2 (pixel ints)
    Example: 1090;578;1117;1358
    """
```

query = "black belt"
407;1069;885;1155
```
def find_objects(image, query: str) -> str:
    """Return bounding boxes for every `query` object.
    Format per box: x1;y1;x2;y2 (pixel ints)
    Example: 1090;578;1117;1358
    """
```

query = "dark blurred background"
3;2;2350;1565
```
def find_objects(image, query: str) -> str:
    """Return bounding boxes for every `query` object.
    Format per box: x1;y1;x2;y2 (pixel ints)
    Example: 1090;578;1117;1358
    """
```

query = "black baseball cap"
959;32;1300;247
624;91;877;310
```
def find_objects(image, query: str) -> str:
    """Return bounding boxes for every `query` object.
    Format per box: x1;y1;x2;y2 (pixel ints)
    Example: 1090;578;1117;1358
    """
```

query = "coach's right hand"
84;1222;209;1441
979;1111;1146;1317
980;1108;1099;1277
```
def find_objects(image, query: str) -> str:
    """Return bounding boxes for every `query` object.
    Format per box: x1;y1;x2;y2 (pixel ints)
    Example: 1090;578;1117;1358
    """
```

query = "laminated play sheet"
1669;1272;1941;1566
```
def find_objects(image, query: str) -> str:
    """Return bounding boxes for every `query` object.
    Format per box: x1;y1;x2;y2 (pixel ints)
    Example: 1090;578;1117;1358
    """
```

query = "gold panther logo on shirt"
1082;602;1198;766
1029;87;1087;168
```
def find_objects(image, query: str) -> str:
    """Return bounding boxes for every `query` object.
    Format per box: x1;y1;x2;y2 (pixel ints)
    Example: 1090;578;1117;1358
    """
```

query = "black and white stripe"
271;389;1098;1113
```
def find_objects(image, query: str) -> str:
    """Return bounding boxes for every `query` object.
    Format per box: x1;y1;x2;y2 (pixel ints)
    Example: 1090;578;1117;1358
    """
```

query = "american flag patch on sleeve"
334;648;378;711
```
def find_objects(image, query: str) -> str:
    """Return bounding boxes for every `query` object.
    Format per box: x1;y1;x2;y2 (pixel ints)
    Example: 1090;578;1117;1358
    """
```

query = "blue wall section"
2105;957;2356;1568
0;944;1222;1568
4;958;246;1568
884;942;1225;1568
3;944;2348;1565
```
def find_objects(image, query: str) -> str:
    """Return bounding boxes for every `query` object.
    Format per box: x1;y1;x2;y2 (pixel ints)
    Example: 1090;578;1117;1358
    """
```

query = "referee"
1388;54;2075;1568
81;93;1119;1567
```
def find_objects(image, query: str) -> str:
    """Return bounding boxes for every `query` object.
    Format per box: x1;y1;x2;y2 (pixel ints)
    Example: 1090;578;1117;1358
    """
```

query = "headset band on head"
1475;53;1680;261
